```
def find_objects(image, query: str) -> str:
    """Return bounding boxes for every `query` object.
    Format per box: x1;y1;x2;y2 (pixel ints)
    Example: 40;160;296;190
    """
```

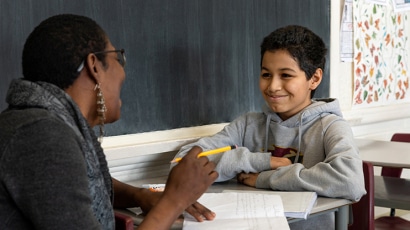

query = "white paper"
340;0;354;62
392;0;410;12
365;0;389;5
183;192;290;230
223;190;317;219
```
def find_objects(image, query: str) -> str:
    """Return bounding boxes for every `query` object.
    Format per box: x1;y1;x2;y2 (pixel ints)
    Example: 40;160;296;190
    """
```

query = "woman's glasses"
76;49;126;72
94;49;126;67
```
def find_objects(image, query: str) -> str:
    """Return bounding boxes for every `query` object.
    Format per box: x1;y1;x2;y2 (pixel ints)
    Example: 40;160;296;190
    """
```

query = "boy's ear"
309;68;323;90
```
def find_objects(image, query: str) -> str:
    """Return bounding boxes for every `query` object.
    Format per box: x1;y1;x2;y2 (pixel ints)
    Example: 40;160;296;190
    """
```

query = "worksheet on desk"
223;189;317;219
183;192;290;230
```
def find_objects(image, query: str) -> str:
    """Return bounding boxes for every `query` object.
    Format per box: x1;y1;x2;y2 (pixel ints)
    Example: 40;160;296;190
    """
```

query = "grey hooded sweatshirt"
172;98;366;229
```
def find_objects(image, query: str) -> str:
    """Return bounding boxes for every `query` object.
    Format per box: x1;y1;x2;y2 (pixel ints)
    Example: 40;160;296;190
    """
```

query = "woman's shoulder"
0;108;79;150
1;107;63;127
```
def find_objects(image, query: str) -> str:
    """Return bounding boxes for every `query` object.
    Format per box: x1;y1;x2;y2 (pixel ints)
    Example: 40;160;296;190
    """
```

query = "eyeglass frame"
76;49;126;72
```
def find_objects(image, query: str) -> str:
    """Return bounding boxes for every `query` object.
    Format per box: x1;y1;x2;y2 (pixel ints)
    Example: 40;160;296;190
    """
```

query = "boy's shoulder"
236;111;266;121
227;111;267;128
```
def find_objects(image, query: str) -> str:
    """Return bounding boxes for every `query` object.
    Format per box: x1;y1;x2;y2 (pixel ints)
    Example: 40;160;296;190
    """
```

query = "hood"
262;98;343;163
262;98;343;128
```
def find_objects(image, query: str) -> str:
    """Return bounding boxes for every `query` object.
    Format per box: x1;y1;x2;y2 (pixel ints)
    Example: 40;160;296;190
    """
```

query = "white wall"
329;0;410;141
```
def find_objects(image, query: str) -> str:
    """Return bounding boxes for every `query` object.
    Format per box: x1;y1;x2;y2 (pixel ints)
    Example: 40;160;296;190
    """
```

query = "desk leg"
335;205;349;230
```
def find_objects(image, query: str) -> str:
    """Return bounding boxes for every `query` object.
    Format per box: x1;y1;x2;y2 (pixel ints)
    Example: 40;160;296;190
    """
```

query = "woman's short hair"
22;14;108;89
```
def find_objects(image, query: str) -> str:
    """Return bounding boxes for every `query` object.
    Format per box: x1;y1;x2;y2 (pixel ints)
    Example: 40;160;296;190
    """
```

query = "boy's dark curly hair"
260;25;327;97
22;14;108;89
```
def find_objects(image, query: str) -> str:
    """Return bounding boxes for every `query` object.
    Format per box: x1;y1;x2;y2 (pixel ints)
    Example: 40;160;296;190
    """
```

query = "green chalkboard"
0;0;330;136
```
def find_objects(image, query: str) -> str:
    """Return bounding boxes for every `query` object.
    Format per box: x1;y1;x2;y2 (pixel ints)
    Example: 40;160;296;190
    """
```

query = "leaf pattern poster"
353;0;410;107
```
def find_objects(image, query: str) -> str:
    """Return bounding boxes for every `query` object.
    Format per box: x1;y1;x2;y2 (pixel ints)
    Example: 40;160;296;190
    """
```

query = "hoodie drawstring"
294;110;307;163
264;114;272;153
264;111;306;163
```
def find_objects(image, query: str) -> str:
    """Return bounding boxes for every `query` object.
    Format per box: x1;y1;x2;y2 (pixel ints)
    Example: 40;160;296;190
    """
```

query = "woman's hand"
138;146;218;229
163;146;218;212
185;201;216;222
140;193;216;222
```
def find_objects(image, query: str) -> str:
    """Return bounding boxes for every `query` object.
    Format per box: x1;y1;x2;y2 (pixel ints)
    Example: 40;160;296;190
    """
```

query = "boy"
172;25;366;230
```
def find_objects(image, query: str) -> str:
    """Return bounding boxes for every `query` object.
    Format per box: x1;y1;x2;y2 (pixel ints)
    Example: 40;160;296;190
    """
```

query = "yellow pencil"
170;145;237;163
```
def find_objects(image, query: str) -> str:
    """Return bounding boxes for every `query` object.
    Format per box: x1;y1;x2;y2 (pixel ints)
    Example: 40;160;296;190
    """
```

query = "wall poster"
353;0;410;107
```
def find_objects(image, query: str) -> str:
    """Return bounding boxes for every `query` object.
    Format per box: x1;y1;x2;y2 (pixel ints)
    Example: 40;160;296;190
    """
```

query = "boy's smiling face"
259;49;322;121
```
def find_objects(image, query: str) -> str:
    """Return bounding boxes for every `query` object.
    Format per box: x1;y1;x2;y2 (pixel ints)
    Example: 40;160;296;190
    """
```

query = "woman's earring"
94;83;107;142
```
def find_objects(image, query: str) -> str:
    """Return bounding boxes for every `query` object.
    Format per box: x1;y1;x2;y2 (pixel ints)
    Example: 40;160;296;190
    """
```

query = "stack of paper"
183;192;290;230
223;190;317;219
275;191;317;219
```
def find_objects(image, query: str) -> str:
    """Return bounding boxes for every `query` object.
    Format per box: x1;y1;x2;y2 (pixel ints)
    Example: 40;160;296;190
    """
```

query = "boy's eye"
261;72;271;78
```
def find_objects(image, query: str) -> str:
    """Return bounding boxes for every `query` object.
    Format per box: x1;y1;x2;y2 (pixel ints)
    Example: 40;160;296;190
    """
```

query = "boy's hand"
270;156;292;169
237;172;259;187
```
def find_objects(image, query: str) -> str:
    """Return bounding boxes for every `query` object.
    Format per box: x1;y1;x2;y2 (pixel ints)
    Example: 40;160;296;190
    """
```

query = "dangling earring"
94;83;107;142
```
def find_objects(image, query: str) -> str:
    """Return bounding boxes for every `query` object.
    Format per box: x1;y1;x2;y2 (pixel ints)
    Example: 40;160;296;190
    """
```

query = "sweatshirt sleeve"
2;118;101;229
171;115;271;182
255;119;366;201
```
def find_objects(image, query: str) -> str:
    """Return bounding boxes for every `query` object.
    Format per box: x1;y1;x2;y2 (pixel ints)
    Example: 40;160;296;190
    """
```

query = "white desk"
374;176;410;210
355;138;410;211
355;138;410;168
124;177;352;230
204;179;352;230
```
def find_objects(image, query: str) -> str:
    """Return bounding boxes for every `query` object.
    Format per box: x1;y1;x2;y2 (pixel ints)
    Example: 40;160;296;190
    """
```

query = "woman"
0;14;217;230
